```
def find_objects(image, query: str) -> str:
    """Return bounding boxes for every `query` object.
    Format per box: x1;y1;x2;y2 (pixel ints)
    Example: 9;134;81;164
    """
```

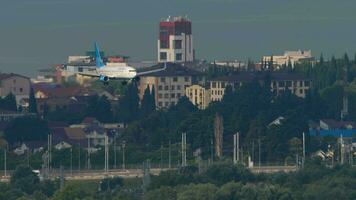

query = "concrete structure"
262;50;313;69
185;85;211;109
158;16;194;63
138;63;203;109
209;72;311;101
0;109;35;122
0;73;31;106
211;60;246;69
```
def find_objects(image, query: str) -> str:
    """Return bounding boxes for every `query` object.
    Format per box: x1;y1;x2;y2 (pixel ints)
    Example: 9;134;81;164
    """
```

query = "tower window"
174;40;182;49
160;52;167;60
176;53;182;61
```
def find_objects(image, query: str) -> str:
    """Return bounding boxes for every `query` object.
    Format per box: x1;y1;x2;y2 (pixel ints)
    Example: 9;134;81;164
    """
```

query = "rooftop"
0;73;29;81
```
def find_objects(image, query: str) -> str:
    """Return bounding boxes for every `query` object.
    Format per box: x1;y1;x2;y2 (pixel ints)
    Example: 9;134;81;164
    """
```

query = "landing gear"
133;76;140;82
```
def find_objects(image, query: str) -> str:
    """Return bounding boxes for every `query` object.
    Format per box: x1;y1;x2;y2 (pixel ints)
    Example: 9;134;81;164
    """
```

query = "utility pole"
168;140;171;169
210;138;214;164
27;149;30;167
160;143;163;169
4;145;7;178
87;136;91;169
233;133;239;164
340;134;344;165
302;132;305;168
114;134;117;169
47;133;52;175
104;134;109;174
70;147;73;176
78;143;81;172
181;133;187;167
258;138;261;169
122;141;126;170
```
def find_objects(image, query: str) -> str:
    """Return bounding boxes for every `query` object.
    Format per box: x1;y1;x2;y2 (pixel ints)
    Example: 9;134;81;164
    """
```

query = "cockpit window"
129;70;136;72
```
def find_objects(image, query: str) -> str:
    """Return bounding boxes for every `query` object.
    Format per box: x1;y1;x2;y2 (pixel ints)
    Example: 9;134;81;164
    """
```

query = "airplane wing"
77;71;100;77
136;63;167;76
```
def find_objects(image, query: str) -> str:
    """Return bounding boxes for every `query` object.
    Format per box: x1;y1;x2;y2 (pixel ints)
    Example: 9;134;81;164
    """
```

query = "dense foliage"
4;116;49;145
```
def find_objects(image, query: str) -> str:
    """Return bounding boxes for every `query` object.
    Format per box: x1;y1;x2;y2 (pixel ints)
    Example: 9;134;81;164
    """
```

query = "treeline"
144;160;356;200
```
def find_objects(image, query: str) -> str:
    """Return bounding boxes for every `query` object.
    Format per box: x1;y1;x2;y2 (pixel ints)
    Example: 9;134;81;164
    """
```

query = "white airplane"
78;43;166;85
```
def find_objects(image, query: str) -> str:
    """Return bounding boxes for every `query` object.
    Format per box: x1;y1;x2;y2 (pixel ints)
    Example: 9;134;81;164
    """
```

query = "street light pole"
4;146;7;177
70;147;73;176
122;141;126;170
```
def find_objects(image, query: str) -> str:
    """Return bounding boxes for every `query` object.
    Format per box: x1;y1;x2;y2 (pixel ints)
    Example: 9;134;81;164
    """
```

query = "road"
0;165;297;182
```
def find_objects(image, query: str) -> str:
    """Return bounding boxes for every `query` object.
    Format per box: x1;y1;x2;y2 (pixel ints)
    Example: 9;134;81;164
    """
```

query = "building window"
171;93;175;98
174;40;182;49
158;85;163;90
164;85;169;90
305;81;310;87
221;82;226;88
184;77;189;82
78;67;83;72
13;79;16;84
286;81;292;87
171;85;175;90
164;94;169;98
278;82;285;87
212;82;217;88
160;41;168;49
158;102;163;107
300;89;304;94
176;53;182;61
160;52;167;60
19;88;23;93
177;93;181;98
165;102;169;107
177;85;181;90
173;77;178;82
158;94;163;98
160;77;166;83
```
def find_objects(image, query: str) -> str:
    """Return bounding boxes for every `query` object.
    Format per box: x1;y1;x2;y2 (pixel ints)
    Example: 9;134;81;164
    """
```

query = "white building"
158;16;194;63
263;50;313;68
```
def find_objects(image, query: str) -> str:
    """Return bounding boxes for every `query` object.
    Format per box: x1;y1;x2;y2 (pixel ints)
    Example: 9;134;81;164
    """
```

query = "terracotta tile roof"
64;128;86;140
0;73;29;81
35;87;85;98
82;117;99;124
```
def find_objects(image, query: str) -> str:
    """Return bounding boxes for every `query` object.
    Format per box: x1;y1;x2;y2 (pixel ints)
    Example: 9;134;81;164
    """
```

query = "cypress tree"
151;85;156;111
29;87;37;113
141;85;151;117
3;93;17;111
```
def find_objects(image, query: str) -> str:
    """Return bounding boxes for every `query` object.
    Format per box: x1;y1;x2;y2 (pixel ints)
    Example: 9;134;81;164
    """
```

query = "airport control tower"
158;16;194;63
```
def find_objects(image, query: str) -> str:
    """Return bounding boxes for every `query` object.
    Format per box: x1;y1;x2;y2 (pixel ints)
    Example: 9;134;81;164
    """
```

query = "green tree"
28;87;37;113
117;82;140;123
51;182;97;200
1;93;17;111
86;95;113;122
4;117;49;145
141;85;153;118
177;184;217;200
10;165;39;194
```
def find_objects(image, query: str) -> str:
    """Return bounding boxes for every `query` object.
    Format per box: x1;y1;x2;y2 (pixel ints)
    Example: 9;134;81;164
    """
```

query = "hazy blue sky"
1;0;356;77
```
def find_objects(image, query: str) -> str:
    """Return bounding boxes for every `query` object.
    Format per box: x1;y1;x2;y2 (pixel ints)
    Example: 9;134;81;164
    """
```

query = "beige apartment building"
185;85;211;109
0;73;31;106
138;63;203;109
263;50;313;69
209;72;311;101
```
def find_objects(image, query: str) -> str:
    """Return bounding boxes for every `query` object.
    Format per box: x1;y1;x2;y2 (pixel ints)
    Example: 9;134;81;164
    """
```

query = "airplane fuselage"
97;63;137;80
